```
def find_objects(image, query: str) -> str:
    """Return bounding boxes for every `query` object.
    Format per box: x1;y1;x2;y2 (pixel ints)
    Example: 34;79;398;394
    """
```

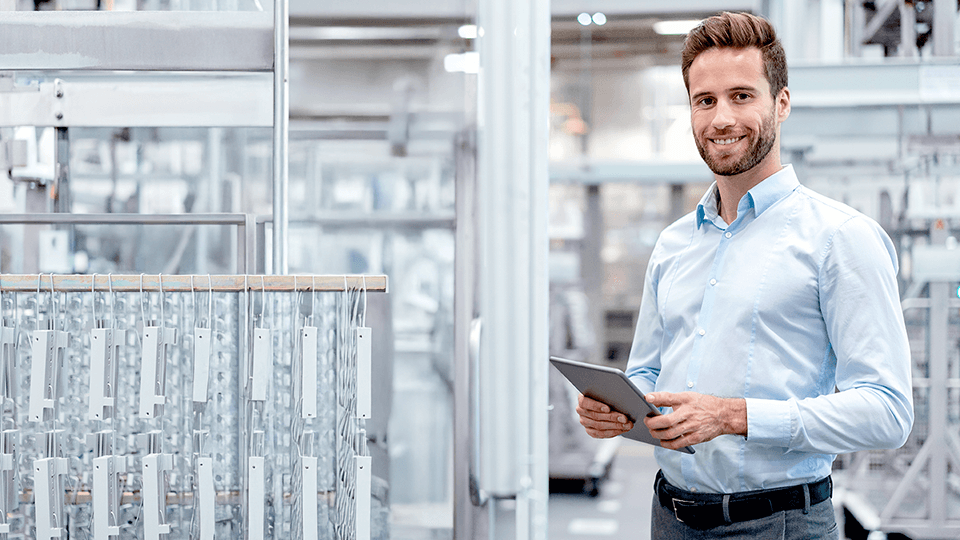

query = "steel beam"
0;73;273;128
789;61;960;108
0;11;272;72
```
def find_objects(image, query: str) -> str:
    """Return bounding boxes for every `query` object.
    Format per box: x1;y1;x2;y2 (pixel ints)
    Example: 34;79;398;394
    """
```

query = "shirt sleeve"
625;243;663;397
745;215;914;453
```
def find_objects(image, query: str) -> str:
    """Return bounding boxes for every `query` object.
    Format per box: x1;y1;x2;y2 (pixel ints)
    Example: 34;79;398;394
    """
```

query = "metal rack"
0;272;384;539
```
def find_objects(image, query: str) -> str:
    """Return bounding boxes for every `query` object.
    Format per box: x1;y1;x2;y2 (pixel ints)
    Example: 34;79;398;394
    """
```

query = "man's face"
687;47;789;178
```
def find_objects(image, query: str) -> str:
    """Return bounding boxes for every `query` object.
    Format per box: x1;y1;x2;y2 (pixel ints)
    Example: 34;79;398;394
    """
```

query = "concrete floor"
548;439;659;540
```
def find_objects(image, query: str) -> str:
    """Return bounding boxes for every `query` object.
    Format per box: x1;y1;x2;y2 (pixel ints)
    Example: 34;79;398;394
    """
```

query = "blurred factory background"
0;0;959;539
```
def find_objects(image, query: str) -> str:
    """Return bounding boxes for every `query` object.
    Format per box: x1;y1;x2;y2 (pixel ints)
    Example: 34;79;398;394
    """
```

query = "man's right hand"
575;394;634;438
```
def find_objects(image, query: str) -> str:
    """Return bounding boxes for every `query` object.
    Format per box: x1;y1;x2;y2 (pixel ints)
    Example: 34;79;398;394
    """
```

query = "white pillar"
476;0;550;538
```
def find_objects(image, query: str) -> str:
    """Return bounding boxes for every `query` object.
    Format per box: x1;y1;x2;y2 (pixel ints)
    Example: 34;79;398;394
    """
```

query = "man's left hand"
643;392;747;451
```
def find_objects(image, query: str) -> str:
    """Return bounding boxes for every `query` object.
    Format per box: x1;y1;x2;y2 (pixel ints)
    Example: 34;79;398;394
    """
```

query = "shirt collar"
696;165;800;229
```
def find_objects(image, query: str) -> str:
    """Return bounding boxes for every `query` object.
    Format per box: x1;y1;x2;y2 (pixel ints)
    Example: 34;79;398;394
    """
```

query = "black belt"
655;471;832;530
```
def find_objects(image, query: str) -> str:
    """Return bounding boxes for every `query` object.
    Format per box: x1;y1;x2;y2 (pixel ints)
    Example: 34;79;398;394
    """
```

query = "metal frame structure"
0;213;257;274
0;4;290;273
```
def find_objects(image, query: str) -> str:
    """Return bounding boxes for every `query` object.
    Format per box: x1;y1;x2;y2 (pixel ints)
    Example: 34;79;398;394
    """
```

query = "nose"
711;99;735;130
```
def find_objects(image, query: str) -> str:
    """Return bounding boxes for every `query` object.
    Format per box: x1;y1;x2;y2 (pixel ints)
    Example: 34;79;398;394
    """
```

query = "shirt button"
691;488;698;493
725;232;732;238
687;382;694;388
698;328;706;336
710;278;717;286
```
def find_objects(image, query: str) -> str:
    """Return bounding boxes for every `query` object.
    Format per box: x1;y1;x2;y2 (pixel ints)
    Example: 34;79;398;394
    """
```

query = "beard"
695;109;777;177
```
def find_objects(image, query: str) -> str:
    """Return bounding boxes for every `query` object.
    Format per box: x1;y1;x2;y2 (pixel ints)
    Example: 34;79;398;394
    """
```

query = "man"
576;11;913;539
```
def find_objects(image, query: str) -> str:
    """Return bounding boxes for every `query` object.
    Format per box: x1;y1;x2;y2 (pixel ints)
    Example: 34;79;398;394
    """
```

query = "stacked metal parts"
0;274;383;540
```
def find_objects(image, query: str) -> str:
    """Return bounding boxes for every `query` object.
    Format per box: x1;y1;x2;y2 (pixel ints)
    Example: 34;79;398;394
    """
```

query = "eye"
734;92;751;101
697;96;715;107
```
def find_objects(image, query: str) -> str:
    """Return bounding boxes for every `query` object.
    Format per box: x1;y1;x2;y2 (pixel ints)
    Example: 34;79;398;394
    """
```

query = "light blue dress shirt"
625;165;914;494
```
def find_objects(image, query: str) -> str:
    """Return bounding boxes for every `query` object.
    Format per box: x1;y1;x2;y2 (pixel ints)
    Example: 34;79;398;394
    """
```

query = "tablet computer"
550;356;695;454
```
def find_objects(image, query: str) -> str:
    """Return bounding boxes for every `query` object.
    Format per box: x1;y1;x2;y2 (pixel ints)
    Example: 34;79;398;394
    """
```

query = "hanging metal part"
0;429;18;534
0;325;15;412
88;326;119;421
251;328;272;402
91;431;124;540
301;455;319;540
29;328;68;423
139;325;178;419
193;327;212;407
300;325;318;419
355;455;372;540
356;327;371;420
34;431;67;540
248;430;266;540
197;457;216;540
141;431;173;540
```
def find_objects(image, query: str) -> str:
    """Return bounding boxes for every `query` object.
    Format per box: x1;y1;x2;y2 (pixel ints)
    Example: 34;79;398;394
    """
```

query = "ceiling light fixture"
653;19;702;35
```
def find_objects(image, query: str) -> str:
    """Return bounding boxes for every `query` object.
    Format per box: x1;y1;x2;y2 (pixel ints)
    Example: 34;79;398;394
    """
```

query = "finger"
578;394;611;413
579;414;634;433
646;392;685;408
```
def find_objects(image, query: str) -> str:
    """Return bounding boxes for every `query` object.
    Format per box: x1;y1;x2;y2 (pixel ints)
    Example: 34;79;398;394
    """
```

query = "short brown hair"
681;12;787;98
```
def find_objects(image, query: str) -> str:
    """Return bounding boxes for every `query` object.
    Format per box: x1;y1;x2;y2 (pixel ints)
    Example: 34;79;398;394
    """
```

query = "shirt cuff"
745;398;794;447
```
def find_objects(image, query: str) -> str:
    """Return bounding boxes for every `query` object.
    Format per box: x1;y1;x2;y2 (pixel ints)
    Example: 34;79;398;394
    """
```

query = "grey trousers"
651;490;840;539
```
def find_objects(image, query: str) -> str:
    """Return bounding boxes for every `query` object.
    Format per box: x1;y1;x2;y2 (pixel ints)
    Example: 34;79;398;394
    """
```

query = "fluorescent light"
444;52;480;74
592;12;607;26
458;24;479;39
577;12;592;26
653;19;702;35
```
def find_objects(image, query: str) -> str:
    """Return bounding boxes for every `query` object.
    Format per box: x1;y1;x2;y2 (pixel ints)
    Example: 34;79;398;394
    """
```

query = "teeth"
713;137;742;145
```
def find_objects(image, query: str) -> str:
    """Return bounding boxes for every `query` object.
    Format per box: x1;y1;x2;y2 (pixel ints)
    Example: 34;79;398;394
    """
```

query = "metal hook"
140;273;147;328
191;274;197;327
107;273;114;327
311;274;316;324
207;274;213;332
260;275;266;328
92;273;98;323
158;273;164;325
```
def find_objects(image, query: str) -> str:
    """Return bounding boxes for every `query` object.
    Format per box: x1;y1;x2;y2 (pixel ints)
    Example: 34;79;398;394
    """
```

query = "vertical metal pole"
933;0;957;56
477;1;550;540
929;225;948;526
582;185;603;364
272;0;289;275
900;1;918;57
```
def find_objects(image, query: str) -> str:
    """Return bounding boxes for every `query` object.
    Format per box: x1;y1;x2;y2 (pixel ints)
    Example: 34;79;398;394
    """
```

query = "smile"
711;136;745;145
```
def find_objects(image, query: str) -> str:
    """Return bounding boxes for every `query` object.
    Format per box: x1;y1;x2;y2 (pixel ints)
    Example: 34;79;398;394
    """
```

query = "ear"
776;87;791;122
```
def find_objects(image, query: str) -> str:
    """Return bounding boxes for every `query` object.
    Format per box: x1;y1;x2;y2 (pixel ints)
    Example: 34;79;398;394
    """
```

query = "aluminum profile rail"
0;11;272;71
0;274;386;293
0;213;256;273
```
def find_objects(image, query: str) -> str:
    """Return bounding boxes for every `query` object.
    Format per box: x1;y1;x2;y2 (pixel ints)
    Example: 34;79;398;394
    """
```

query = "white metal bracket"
0;325;15;405
197;456;215;540
34;432;68;540
356;455;372;540
356;327;371;419
142;452;173;539
301;455;318;540
29;329;68;422
251;328;271;402
139;326;178;419
300;326;318;419
248;455;265;540
0;429;18;534
89;326;119;421
192;327;212;406
91;431;124;540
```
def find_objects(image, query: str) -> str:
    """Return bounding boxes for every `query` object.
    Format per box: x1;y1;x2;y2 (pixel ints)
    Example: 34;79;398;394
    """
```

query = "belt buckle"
672;499;694;523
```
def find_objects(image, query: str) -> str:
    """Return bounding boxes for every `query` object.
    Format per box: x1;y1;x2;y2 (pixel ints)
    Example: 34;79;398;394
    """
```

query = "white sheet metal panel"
248;456;266;540
193;328;212;405
197;457;216;540
88;328;118;421
301;326;318;419
142;453;173;540
355;327;371;420
29;330;68;423
0;12;272;71
34;456;68;540
0;74;274;128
